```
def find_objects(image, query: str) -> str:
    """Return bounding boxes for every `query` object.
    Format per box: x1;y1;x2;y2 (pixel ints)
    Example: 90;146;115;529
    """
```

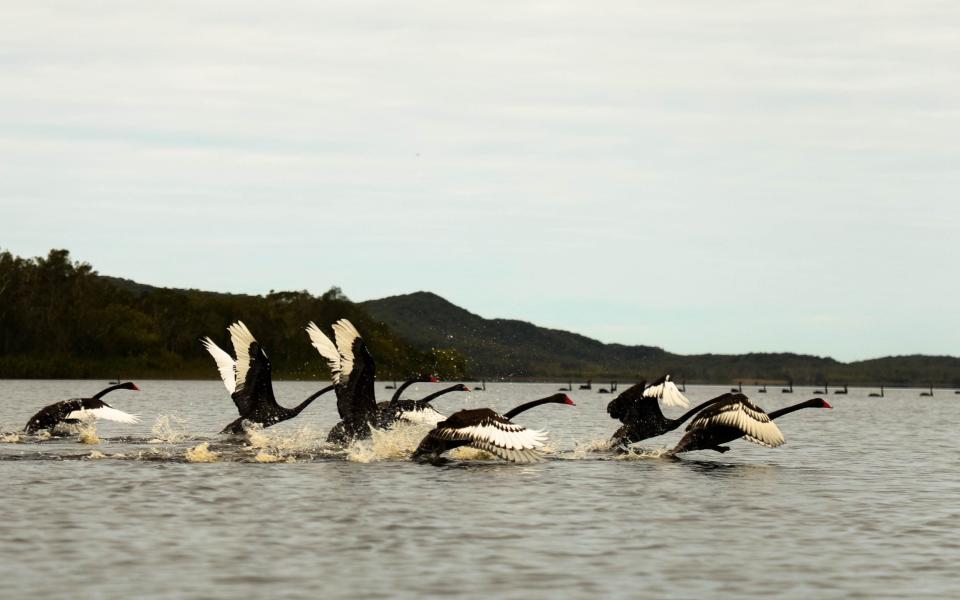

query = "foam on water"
253;451;294;463
184;442;219;463
614;445;673;460
0;431;22;443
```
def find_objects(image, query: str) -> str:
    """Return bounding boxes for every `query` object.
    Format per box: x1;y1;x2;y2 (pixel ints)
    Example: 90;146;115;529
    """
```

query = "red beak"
131;384;141;391
823;400;833;408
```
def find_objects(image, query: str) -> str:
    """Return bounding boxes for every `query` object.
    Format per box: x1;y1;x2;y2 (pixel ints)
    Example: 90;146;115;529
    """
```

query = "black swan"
24;382;141;433
608;384;737;450
579;380;592;390
834;384;848;395
558;380;572;391
374;378;470;428
868;385;884;398
757;382;767;394
306;319;378;444
730;381;742;393
671;396;831;454
782;380;794;394
203;322;334;434
920;385;934;397
412;393;575;463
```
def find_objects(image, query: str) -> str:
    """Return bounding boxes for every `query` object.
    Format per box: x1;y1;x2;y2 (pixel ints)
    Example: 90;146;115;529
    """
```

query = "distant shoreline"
0;376;955;392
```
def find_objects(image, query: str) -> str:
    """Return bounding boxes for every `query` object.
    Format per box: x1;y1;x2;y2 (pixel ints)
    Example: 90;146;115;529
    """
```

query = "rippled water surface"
2;380;959;599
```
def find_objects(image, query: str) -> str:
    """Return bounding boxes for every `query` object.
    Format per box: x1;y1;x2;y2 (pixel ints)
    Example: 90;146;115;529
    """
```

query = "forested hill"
2;249;958;386
0;249;465;379
361;292;960;387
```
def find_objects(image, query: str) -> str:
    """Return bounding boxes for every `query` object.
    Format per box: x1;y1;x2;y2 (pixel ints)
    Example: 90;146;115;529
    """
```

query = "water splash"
563;437;616;459
78;423;100;445
346;422;432;463
614;445;673;460
149;414;190;444
253;451;295;463
244;423;323;452
240;423;335;462
0;431;22;443
185;442;219;463
88;450;107;460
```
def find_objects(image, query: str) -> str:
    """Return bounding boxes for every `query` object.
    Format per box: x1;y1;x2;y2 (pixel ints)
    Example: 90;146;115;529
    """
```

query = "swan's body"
24;382;141;433
671;396;831;454
413;394;574;463
203;323;332;434
607;375;702;449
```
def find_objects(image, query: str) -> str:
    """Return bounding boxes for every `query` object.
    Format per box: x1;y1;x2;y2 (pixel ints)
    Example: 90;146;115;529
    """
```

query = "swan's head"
452;384;471;392
548;393;575;406
120;382;140;392
810;398;832;408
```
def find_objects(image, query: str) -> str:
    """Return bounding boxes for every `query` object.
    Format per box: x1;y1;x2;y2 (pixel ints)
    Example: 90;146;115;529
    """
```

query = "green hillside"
0;249;465;380
362;292;960;387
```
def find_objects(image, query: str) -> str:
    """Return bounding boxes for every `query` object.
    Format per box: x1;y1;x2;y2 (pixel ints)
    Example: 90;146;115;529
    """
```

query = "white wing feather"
201;337;237;394
332;319;361;382
689;401;785;448
305;321;343;384
399;406;446;426
643;375;690;408
66;407;141;425
701;409;785;448
228;321;258;391
444;422;547;451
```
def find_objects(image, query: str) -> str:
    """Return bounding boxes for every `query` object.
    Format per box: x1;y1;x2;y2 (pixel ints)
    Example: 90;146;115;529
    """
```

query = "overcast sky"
2;1;958;361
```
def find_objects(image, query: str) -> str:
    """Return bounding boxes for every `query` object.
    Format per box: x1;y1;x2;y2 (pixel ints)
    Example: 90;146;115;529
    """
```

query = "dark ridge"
361;292;960;386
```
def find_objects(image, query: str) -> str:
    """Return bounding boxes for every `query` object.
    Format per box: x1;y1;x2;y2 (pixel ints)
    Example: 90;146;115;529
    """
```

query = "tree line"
0;249;466;380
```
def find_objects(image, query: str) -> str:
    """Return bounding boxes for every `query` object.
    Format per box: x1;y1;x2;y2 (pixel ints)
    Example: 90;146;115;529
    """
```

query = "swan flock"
20;319;833;463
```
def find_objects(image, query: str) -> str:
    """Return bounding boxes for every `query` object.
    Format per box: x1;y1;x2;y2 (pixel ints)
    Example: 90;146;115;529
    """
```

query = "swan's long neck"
287;384;336;417
416;385;463;404
504;396;563;420
92;383;129;400
768;399;823;420
390;379;420;405
668;395;731;430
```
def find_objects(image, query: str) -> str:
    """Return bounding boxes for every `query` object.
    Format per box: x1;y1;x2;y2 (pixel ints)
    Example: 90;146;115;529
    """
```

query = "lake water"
2;380;958;599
